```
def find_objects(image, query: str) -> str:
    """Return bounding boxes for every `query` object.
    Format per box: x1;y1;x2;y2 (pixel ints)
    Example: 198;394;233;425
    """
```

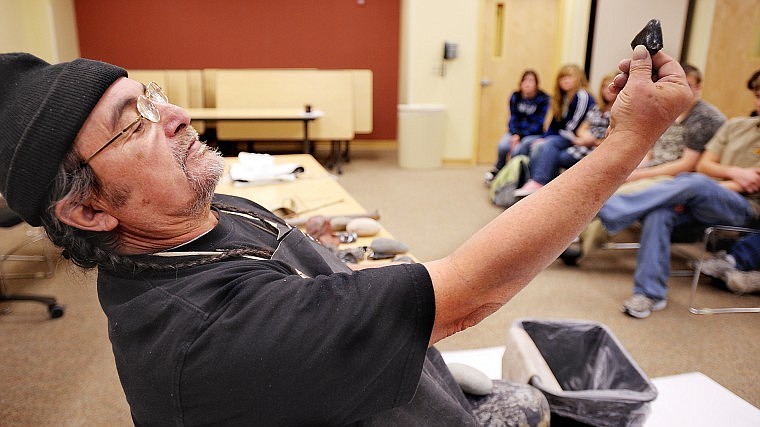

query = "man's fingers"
611;58;632;94
651;49;686;82
618;58;632;74
627;45;652;81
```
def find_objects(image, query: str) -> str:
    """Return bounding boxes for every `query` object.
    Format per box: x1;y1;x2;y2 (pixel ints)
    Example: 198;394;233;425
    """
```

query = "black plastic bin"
503;318;658;427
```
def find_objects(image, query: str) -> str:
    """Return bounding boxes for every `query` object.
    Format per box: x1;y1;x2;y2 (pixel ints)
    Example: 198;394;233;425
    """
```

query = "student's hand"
718;180;744;193
509;134;521;147
728;166;760;194
573;133;596;147
608;45;692;144
625;168;647;182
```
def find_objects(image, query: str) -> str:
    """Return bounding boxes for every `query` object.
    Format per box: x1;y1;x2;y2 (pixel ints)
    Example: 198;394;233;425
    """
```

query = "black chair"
0;200;64;319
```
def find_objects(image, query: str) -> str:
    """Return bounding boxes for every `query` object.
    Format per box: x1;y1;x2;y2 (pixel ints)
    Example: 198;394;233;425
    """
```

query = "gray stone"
329;216;351;231
370;237;409;255
346;217;381;237
447;363;493;396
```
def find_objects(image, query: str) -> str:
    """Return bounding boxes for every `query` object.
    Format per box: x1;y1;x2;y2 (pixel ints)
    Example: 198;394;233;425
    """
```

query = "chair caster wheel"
48;304;64;319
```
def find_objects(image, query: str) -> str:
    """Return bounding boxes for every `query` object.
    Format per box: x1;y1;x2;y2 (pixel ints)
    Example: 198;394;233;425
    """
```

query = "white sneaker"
623;294;667;319
725;270;760;294
483;169;498;186
699;252;735;281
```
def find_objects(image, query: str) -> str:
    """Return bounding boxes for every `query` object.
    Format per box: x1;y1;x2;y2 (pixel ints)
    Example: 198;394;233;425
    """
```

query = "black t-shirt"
97;194;475;426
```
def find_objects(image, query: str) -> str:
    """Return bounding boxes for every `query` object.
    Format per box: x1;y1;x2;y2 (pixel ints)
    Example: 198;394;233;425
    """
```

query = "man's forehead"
98;77;144;131
74;77;141;145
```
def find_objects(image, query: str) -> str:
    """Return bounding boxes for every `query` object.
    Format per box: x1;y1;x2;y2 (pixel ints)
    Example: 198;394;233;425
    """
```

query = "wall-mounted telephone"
441;41;458;77
443;42;458;60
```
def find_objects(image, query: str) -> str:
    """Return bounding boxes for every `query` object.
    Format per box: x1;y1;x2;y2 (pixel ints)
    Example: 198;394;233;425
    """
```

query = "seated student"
514;72;616;196
563;64;727;261
623;64;726;188
596;107;760;318
0;47;692;424
484;69;550;184
509;64;595;161
700;232;760;294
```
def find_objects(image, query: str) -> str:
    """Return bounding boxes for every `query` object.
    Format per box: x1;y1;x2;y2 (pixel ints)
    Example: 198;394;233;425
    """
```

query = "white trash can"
397;104;446;168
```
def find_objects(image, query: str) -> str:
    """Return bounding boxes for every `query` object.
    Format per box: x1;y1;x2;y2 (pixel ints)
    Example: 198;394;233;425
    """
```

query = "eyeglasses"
81;81;168;165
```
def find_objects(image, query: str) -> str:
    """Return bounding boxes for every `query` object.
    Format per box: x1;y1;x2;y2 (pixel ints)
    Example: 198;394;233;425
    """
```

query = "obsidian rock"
631;19;663;55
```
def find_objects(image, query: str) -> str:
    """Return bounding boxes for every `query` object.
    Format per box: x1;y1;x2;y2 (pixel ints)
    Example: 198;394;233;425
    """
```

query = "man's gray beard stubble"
173;125;225;216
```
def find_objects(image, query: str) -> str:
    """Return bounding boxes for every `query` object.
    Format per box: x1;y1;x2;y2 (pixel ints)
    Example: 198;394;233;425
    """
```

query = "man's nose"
157;103;191;137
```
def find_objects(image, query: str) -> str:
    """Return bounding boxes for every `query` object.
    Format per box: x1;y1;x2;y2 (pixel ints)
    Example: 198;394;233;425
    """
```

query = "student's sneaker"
725;270;760;294
513;179;544;197
622;294;667;319
699;251;735;281
483;169;498;186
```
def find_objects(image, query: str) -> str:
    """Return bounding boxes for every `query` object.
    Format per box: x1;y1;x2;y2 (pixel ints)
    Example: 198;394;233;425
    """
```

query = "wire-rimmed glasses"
81;81;167;165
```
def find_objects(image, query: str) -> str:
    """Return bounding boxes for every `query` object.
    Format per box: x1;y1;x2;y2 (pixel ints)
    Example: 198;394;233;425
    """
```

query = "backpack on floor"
489;155;530;208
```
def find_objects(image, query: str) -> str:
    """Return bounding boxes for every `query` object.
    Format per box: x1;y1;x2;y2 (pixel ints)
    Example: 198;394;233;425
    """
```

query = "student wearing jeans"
509;64;595;162
515;72;617;196
484;69;550;184
562;64;727;264
598;112;760;319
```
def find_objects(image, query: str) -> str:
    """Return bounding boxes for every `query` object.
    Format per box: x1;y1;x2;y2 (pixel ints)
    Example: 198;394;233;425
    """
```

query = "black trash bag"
510;319;658;427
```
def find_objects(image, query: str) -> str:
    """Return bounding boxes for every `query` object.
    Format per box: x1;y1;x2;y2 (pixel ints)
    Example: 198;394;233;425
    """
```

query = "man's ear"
54;196;118;232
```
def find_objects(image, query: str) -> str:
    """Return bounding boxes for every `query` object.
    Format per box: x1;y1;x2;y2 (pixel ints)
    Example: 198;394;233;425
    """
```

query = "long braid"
110;247;277;274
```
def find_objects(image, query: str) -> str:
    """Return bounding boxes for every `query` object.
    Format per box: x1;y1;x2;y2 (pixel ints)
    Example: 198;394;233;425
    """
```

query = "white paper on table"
230;152;304;186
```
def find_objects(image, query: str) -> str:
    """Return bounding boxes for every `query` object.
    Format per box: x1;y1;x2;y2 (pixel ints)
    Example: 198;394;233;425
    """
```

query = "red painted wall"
74;0;400;140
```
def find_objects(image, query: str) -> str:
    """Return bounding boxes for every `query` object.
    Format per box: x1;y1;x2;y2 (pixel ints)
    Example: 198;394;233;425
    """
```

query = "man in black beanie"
0;50;692;426
0;53;127;226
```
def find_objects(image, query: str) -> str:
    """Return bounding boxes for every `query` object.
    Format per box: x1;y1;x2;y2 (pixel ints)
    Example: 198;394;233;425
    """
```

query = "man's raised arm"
424;45;694;345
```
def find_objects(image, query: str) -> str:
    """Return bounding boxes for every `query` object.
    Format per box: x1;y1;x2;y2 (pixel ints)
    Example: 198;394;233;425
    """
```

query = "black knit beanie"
0;52;127;226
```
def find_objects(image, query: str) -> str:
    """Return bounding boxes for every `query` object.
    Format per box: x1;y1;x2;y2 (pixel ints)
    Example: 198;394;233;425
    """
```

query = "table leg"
303;119;312;154
330;141;344;175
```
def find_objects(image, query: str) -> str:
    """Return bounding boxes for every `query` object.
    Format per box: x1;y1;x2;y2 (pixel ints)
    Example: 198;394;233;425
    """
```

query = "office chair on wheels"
0;199;64;319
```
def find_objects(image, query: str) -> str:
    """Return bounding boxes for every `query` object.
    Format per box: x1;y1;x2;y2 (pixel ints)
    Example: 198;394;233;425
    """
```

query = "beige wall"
399;0;482;161
0;0;79;63
589;0;689;98
686;0;716;73
701;0;760;119
556;0;592;67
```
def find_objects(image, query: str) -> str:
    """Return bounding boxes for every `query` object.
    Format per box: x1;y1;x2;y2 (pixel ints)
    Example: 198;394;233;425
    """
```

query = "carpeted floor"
1;146;758;426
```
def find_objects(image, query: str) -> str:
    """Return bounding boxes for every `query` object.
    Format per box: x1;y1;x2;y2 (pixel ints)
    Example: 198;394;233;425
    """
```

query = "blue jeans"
529;135;576;184
599;173;756;300
495;134;542;171
494;134;512;170
510;135;542;158
731;233;760;271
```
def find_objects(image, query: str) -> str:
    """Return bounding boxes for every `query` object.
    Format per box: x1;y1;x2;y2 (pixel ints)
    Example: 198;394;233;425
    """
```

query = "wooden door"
476;0;559;165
